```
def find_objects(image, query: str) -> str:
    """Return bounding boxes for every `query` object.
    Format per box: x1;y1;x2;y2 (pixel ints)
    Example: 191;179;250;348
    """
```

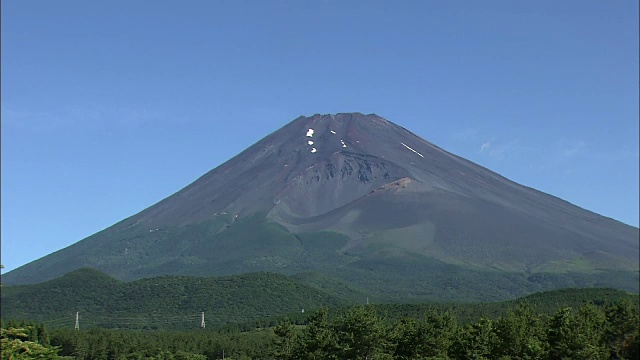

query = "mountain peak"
297;113;388;128
304;112;378;118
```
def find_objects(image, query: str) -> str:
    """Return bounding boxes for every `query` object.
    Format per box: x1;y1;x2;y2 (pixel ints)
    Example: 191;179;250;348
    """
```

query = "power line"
28;307;322;330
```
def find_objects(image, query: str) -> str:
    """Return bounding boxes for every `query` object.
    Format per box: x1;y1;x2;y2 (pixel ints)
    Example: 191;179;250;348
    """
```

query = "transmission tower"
201;312;206;328
74;312;79;330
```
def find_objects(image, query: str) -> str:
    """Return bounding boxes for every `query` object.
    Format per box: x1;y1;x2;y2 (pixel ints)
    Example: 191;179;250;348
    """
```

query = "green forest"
3;268;637;331
3;268;639;359
3;296;639;359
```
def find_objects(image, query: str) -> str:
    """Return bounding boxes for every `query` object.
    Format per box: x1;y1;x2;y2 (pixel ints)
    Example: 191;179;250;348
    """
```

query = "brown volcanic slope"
4;113;638;300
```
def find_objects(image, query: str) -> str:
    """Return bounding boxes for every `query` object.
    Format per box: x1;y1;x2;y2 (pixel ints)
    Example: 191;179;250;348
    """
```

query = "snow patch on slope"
401;143;424;158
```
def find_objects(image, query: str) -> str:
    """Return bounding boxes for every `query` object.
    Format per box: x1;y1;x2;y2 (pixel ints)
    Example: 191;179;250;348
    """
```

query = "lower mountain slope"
3;212;638;302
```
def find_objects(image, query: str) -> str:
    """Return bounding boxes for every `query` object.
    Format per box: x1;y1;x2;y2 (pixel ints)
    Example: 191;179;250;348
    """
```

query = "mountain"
4;113;638;301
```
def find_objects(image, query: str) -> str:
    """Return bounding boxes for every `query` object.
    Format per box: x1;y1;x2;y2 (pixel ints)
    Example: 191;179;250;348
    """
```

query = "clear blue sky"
2;0;638;273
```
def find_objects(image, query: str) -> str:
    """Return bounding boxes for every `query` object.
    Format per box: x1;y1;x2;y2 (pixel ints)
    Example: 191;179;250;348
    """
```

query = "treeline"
274;302;640;360
2;299;638;359
275;300;639;360
1;320;271;360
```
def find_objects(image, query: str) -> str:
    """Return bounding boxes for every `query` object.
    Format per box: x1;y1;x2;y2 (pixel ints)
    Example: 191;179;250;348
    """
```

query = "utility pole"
74;312;79;330
201;312;206;328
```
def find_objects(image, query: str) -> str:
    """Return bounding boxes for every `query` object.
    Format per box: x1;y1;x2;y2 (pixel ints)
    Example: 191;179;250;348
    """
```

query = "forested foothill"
2;289;638;359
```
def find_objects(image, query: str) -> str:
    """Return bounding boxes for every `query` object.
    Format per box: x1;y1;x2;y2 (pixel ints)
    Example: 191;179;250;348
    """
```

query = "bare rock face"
272;152;408;219
126;113;418;226
4;113;639;298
